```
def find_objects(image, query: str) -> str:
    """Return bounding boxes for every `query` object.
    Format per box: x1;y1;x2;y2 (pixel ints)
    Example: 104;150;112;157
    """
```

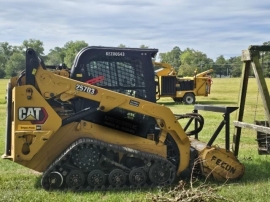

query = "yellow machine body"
6;66;191;174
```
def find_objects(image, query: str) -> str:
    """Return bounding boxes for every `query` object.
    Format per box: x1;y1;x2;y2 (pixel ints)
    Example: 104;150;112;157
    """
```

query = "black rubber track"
41;138;176;191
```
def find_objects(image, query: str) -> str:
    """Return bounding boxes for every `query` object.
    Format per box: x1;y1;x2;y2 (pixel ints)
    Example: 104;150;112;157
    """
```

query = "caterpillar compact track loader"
2;47;244;191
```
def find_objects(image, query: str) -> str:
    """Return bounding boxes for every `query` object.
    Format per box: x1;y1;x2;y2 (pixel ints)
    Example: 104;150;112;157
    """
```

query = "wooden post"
232;49;251;157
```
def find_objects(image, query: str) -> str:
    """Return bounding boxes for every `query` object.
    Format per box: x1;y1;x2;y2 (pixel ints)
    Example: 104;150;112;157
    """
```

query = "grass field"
0;78;270;201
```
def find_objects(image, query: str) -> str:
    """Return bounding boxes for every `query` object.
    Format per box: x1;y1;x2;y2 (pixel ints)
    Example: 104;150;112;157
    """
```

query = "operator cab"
70;46;159;137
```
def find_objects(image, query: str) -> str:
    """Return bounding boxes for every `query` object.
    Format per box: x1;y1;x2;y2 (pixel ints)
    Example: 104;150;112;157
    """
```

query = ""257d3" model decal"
75;84;97;95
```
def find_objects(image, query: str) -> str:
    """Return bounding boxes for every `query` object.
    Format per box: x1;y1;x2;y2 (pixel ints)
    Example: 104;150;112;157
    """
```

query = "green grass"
1;78;270;201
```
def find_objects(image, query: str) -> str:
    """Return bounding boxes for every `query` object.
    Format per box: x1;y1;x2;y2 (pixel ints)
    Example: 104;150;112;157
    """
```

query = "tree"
63;40;88;68
178;49;196;76
159;46;182;71
178;48;213;76
0;42;13;58
0;68;5;78
46;47;66;65
0;52;6;70
0;42;17;78
22;39;45;56
0;42;13;70
214;55;227;78
178;64;197;77
5;52;25;77
0;40;45;78
118;44;126;48
227;56;242;77
0;51;6;78
258;41;270;77
139;44;149;49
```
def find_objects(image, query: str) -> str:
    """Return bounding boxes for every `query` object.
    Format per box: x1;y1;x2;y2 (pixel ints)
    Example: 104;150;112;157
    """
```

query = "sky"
0;0;270;60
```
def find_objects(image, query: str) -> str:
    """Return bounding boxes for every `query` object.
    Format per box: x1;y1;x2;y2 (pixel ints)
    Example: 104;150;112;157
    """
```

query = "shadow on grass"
238;159;270;183
157;100;237;106
34;175;43;189
157;102;179;106
196;100;237;105
33;174;154;193
32;170;238;193
194;158;270;185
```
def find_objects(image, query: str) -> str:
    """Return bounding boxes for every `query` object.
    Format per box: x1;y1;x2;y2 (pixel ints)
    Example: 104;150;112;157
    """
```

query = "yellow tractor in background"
2;47;244;191
154;62;213;104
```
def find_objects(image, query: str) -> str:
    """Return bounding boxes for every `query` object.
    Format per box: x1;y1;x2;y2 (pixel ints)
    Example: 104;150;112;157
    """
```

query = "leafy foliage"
46;47;66;65
118;44;127;48
0;42;13;71
159;46;182;71
22;39;44;56
260;41;270;77
63;40;89;68
1;40;270;78
228;56;242;77
0;39;45;77
5;52;25;77
178;48;213;76
213;55;227;78
139;44;149;49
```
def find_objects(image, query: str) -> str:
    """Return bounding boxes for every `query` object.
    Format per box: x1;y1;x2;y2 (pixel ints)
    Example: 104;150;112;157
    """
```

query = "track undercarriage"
41;138;177;191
